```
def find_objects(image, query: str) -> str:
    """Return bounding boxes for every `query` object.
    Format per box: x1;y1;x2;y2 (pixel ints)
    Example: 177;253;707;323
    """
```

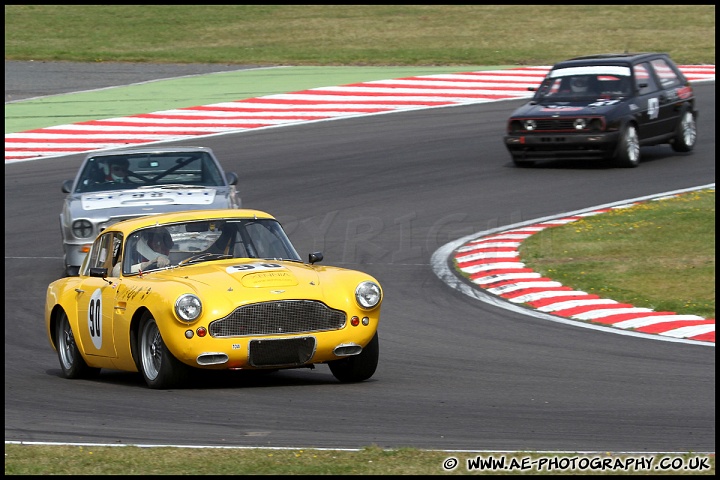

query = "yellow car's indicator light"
362;317;370;326
196;326;207;337
351;316;360;326
185;330;194;339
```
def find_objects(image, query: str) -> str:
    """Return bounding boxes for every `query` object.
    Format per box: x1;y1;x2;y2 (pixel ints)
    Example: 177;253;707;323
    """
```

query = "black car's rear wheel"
613;124;640;168
55;310;100;379
328;332;379;383
137;312;190;389
671;109;697;152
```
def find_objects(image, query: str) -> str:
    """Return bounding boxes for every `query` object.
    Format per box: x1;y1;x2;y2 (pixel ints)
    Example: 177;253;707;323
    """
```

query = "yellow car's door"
74;277;118;358
75;231;121;358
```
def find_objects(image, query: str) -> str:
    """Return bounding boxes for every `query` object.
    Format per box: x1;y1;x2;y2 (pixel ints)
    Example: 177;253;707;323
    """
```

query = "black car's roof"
552;52;672;69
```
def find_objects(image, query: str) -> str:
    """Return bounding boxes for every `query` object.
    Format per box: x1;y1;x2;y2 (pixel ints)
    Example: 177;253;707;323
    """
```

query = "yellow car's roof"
108;209;276;233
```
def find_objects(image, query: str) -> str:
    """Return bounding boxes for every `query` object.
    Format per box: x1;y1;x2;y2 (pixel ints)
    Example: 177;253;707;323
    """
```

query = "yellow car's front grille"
208;300;346;337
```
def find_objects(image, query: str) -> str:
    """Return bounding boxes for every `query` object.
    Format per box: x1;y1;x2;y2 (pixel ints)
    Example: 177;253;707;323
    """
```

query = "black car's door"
647;57;686;136
632;62;665;140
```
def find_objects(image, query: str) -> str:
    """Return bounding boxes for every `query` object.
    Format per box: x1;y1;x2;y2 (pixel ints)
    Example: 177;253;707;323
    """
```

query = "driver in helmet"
570;76;590;94
105;158;132;183
129;227;172;273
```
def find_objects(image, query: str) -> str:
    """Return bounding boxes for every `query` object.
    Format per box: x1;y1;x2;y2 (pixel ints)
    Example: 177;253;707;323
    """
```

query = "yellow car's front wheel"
328;332;379;382
138;312;190;389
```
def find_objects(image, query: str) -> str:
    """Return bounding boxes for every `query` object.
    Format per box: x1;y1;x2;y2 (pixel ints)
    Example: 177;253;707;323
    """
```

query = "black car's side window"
650;58;682;89
634;63;660;95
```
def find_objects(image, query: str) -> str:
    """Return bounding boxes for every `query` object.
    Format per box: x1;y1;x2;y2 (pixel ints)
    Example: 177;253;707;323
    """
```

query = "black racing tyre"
55;310;100;379
671;109;697;152
137;311;190;389
613;123;640;168
328;332;379;383
512;157;535;167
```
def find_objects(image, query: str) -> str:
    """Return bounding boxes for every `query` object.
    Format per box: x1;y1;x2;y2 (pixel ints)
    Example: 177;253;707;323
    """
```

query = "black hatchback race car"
504;53;698;167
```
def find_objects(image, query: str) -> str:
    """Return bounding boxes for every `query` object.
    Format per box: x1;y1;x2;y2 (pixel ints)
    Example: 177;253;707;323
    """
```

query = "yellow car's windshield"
120;218;301;275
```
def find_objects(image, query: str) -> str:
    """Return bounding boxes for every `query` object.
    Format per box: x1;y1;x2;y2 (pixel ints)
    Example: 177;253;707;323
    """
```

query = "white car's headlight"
355;281;382;309
175;294;202;322
72;219;94;238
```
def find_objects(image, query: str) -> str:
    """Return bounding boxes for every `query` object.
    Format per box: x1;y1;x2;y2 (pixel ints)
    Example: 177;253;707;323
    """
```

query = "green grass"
4;5;716;65
519;189;715;320
4;444;715;475
3;4;716;475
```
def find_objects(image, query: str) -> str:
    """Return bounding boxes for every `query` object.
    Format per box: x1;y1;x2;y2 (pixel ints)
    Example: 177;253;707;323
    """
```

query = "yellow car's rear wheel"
55;310;100;379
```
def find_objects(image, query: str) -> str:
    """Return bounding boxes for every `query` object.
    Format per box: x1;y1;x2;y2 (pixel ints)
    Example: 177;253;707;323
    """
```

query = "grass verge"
4;444;715;475
520;189;715;319
4;5;716;65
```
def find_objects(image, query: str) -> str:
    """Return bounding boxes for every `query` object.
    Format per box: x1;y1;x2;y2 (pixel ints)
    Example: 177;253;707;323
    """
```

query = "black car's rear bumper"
504;131;621;159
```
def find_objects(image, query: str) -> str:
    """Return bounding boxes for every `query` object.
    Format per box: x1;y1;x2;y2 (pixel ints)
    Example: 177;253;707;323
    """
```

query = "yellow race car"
45;209;383;389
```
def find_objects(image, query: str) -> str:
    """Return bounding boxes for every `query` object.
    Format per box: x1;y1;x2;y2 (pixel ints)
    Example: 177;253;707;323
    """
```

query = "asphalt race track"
4;63;715;452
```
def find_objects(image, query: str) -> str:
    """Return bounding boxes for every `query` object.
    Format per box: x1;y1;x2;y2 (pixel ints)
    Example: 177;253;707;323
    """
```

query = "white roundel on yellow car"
88;288;103;349
226;262;285;274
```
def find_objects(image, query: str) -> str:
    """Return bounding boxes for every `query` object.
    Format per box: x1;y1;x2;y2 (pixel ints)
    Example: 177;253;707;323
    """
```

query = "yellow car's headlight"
175;294;202;322
355;281;381;309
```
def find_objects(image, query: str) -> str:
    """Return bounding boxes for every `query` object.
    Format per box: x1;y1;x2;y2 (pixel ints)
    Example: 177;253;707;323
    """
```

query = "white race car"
60;146;241;276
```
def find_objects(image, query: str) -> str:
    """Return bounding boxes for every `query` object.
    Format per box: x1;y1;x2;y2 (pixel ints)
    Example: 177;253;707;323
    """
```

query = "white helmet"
571;76;589;93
